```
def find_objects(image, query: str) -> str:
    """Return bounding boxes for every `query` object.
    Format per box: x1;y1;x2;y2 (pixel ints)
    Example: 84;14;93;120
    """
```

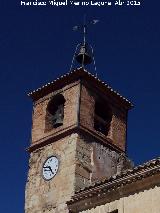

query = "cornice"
27;67;133;109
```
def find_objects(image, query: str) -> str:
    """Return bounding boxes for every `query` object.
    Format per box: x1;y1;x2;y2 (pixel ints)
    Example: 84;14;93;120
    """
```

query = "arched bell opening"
45;94;65;131
94;99;112;136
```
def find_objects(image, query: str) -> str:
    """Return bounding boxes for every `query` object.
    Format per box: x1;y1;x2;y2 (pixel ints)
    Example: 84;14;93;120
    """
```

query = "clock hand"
44;166;50;169
44;166;51;172
44;168;50;171
48;166;54;174
44;166;54;174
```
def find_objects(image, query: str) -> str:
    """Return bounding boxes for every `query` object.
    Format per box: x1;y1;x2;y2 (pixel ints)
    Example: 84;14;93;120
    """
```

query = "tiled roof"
68;157;160;204
27;67;133;108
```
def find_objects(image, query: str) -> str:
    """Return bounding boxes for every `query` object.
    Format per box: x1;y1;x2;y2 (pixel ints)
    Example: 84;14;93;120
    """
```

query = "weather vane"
73;15;99;45
70;15;99;72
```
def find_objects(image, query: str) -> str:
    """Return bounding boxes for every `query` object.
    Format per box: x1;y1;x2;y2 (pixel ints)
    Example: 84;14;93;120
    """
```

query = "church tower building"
25;67;133;213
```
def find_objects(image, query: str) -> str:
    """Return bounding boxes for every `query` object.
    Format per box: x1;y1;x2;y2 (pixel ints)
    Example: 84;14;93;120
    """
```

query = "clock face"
42;156;59;181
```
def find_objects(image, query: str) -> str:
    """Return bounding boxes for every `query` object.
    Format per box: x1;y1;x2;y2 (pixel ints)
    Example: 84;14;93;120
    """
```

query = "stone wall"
25;134;78;213
75;135;92;191
26;131;130;213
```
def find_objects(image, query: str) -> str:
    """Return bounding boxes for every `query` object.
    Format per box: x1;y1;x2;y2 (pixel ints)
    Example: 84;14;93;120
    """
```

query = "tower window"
94;99;112;135
45;94;65;131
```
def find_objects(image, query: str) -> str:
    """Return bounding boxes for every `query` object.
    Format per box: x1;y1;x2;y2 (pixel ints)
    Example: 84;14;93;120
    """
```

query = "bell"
52;116;63;128
52;105;64;128
75;44;92;65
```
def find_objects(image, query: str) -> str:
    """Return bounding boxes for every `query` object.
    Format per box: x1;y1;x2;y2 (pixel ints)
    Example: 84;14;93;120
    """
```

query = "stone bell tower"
25;18;133;213
25;66;133;213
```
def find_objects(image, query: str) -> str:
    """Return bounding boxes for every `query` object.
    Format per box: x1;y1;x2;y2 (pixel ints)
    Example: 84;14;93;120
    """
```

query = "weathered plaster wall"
80;185;160;213
91;142;131;181
74;134;131;191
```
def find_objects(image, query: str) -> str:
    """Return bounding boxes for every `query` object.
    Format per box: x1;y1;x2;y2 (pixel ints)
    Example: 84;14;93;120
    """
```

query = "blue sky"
0;0;160;212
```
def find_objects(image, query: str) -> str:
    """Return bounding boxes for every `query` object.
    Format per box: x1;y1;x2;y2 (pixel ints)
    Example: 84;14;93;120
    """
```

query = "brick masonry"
31;80;128;151
26;77;131;212
32;82;80;144
79;83;128;151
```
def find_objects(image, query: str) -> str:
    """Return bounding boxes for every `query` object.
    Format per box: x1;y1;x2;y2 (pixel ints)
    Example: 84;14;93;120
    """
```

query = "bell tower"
25;19;133;213
25;68;133;213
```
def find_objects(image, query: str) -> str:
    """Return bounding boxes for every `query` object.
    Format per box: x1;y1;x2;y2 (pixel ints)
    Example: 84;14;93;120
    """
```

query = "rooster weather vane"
70;16;99;72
